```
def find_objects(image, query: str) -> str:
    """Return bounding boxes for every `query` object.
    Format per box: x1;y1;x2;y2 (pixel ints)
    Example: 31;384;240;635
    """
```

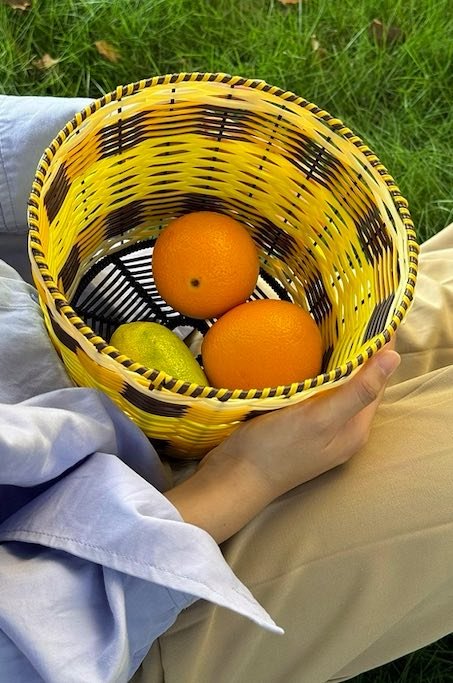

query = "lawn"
1;0;451;680
1;0;452;242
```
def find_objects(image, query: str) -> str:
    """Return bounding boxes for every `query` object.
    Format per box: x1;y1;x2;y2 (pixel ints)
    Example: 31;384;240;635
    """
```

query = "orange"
201;299;323;390
152;211;259;319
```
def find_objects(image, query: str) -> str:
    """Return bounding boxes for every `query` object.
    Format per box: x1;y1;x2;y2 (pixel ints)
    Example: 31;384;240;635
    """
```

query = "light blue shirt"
0;95;282;683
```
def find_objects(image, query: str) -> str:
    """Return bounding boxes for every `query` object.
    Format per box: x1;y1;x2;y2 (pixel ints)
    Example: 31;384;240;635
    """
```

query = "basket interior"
31;76;414;391
71;237;306;365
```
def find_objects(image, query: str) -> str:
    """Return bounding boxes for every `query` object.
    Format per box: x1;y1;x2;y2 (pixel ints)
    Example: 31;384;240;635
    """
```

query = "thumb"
375;348;401;376
332;349;401;424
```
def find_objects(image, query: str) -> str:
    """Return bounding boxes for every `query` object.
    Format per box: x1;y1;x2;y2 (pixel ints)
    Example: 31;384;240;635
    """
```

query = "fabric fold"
0;376;281;682
0;451;282;635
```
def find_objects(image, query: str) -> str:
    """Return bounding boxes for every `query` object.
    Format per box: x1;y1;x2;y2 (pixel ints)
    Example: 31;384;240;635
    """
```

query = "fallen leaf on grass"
33;54;60;70
311;34;327;59
95;40;121;63
278;0;302;4
369;18;404;47
1;0;31;9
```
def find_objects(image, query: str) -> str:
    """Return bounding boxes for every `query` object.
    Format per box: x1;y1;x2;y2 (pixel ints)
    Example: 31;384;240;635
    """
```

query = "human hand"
166;343;400;543
205;341;400;498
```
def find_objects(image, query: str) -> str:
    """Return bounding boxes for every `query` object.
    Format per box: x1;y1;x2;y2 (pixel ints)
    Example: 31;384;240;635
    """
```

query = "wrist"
164;449;275;543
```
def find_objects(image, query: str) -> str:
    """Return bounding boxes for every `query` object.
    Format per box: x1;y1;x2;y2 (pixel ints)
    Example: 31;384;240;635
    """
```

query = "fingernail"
376;350;401;376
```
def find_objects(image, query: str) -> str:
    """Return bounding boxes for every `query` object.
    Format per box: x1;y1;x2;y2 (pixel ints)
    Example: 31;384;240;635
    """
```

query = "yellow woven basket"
28;72;419;459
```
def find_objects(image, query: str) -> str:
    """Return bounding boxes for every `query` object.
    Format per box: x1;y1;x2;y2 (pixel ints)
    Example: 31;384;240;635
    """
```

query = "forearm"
164;453;275;544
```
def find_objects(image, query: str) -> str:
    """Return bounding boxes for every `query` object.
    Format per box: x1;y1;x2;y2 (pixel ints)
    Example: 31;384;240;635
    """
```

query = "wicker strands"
28;73;419;459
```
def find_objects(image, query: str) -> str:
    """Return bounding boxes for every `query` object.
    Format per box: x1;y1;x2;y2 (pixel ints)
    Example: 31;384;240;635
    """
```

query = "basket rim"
27;71;420;402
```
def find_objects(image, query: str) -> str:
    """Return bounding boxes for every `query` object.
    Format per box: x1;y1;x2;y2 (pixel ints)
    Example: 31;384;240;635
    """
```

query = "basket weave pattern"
28;73;419;458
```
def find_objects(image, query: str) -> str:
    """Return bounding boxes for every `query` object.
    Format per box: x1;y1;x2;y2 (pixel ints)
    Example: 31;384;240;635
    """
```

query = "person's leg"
389;223;453;383
132;226;453;683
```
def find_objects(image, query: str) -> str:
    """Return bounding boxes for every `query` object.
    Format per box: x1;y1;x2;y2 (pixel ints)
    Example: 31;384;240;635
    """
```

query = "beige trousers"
132;226;453;683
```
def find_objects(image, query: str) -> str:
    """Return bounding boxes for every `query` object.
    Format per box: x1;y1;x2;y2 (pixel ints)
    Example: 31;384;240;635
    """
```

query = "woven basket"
28;73;419;459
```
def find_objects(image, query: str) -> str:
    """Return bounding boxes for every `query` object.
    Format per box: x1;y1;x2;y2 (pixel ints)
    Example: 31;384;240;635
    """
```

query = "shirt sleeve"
0;95;94;282
0;270;282;683
0;94;92;234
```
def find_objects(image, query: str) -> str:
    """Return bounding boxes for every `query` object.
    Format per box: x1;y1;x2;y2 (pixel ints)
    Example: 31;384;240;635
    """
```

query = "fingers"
350;350;394;429
323;348;401;426
344;336;399;440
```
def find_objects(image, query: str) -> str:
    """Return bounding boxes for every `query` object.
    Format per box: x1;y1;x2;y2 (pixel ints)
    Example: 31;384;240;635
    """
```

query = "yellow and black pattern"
28;73;419;459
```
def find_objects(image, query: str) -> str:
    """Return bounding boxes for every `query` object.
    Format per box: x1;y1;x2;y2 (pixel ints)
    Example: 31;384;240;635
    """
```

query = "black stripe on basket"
362;293;395;342
229;76;246;86
121;384;188;417
344;361;354;376
355;203;393;263
104;199;148;239
44;163;71;224
304;271;332;324
189;385;208;398
195;104;255;135
216;391;234;402
322;345;334;372
59;244;81;294
281;385;294;396
287;136;342;190
253;219;299;261
180;192;231;215
207;106;278;136
29;196;39;211
98;110;152;159
47;308;81;353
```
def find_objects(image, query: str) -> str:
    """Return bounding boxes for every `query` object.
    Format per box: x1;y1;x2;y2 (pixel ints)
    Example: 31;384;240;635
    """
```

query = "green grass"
1;0;453;241
1;2;451;680
355;635;453;683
